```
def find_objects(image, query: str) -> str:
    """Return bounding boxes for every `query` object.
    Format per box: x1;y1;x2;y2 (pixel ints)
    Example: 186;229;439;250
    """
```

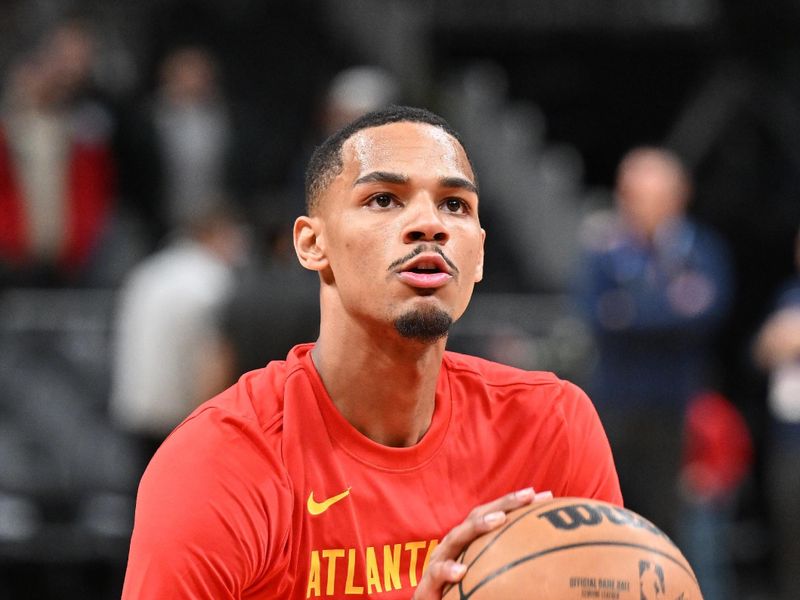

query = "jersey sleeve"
121;406;293;599
558;380;623;505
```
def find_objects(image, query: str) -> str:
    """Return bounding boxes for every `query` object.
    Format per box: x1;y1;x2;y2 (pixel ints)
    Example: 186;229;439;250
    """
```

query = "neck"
311;314;446;448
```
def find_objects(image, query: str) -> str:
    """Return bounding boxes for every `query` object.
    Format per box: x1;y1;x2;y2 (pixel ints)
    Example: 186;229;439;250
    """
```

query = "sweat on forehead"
304;105;475;214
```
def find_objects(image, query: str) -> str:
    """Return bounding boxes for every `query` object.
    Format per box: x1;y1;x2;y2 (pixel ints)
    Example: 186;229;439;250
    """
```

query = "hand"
755;309;800;369
412;487;553;599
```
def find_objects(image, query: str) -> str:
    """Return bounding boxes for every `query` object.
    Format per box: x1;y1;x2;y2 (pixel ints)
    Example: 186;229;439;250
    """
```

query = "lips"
396;253;453;289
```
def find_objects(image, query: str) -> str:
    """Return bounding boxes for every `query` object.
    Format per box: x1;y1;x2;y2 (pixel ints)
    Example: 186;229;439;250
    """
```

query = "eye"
367;193;398;209
442;197;469;214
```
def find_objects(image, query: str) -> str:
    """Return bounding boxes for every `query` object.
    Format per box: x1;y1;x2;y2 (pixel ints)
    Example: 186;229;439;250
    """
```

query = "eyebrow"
440;176;478;195
354;171;408;187
354;171;478;194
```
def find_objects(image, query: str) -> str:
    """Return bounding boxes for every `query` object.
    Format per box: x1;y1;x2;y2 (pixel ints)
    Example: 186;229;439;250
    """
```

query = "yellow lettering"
365;546;383;593
309;538;439;595
306;550;321;598
423;539;439;574
344;548;364;594
405;540;427;587
322;548;344;595
383;543;402;591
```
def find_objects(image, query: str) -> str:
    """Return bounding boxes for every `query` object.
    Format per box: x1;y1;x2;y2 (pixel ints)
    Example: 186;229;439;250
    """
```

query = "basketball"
443;497;703;600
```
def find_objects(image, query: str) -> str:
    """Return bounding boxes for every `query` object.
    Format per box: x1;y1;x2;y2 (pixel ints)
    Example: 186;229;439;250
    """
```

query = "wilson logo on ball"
538;502;668;539
442;498;702;600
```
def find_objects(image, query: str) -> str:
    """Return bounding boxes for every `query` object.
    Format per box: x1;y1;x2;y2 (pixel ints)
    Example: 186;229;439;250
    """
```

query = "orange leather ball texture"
443;497;702;600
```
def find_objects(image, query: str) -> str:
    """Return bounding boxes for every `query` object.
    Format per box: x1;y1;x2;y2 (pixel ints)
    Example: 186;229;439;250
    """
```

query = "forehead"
341;121;474;182
620;152;683;182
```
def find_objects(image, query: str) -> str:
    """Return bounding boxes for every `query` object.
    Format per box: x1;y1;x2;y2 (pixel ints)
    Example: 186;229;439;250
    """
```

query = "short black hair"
304;105;474;214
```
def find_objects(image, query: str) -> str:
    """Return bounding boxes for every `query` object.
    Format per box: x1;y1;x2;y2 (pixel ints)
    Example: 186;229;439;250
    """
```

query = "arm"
559;380;623;505
121;408;292;599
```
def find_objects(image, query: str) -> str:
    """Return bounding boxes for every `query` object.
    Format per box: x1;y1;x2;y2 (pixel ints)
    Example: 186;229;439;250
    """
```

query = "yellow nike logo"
307;488;351;516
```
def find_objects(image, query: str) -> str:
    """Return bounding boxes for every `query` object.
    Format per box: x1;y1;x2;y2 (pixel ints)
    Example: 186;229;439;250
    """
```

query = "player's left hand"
411;487;553;600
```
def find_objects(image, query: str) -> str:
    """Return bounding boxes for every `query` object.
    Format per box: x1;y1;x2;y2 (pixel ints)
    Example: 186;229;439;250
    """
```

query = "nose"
402;198;450;244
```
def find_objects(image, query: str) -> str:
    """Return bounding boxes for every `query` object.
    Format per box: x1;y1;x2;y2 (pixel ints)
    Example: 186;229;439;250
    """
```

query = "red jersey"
122;344;621;599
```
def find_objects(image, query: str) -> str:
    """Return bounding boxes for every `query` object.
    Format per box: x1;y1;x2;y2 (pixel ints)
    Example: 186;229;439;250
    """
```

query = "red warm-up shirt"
122;344;621;599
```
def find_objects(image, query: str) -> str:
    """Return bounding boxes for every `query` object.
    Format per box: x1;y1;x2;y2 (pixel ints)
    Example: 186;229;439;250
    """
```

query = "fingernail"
534;490;553;501
451;563;467;578
484;511;506;526
514;487;534;500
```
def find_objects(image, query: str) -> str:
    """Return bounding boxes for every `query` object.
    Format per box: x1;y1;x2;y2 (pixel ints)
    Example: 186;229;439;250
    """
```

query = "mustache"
388;244;459;274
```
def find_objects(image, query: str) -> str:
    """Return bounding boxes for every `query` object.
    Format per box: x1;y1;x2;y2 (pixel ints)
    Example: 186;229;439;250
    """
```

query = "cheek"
458;231;485;271
335;230;392;285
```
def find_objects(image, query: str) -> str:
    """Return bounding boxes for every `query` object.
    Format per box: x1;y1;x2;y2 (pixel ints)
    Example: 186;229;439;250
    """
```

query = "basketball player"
121;106;622;599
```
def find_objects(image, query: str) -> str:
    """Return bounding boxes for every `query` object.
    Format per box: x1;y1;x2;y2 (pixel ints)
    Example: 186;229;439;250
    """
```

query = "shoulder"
127;358;300;592
443;352;621;503
444;350;569;385
142;358;293;497
686;219;730;256
164;354;298;459
443;351;589;410
147;344;316;484
578;210;626;256
775;278;800;310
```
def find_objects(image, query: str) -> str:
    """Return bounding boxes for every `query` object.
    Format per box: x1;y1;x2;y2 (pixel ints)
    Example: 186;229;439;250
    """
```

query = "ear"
293;215;328;272
474;227;486;283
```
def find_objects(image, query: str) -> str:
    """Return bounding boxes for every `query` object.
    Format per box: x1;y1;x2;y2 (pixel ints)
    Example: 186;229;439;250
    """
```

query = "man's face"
616;152;688;238
304;121;485;342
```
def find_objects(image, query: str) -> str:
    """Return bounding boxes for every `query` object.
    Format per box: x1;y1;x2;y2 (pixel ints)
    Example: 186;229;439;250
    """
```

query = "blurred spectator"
219;197;319;378
678;390;753;599
575;147;733;539
289;65;401;197
319;65;401;135
753;226;800;600
109;205;248;471
210;67;398;383
0;19;116;286
115;45;235;244
215;66;399;376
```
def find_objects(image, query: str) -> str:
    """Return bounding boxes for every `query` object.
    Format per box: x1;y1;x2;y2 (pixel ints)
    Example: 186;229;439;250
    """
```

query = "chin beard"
394;307;453;343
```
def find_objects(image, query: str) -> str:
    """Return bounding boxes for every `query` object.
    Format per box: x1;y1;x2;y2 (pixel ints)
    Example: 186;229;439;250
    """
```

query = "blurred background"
1;0;799;598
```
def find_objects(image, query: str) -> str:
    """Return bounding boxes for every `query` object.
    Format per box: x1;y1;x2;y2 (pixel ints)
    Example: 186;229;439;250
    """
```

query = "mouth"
396;254;453;289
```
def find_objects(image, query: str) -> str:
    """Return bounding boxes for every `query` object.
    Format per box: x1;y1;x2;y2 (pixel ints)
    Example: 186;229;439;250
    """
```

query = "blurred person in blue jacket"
575;146;733;540
753;226;800;600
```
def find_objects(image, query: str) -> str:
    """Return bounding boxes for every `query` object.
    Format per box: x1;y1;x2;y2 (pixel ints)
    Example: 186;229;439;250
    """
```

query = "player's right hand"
411;487;553;600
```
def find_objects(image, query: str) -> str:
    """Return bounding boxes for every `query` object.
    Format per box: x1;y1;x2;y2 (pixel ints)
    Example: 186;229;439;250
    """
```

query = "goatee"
394;306;453;343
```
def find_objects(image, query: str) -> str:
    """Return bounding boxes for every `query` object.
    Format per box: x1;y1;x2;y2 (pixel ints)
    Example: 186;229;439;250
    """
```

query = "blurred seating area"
0;290;135;597
2;0;800;598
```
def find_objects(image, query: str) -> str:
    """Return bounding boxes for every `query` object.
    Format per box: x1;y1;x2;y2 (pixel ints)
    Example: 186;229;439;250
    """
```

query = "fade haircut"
304;105;475;214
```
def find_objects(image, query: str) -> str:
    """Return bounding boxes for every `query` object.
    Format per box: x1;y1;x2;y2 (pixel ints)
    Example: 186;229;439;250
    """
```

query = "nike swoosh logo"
307;488;351;516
